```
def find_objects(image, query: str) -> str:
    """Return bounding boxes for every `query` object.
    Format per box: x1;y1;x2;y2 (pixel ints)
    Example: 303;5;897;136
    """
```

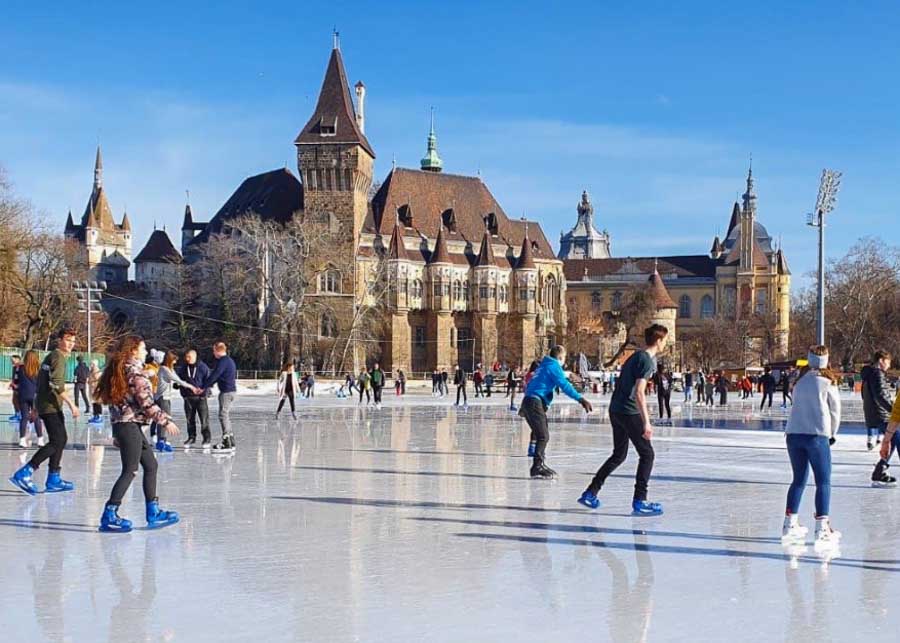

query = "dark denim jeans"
785;433;831;517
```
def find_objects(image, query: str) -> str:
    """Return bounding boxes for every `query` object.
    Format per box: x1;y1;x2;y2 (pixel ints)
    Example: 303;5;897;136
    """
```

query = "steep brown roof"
428;228;451;264
81;186;118;231
134;229;182;264
475;230;496;267
388;222;409;260
564;256;717;281
368;168;556;261
294;47;375;158
648;269;677;309
516;232;536;270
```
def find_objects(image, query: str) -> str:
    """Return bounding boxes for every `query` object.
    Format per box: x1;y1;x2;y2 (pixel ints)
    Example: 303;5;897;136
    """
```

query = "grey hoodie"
785;371;841;439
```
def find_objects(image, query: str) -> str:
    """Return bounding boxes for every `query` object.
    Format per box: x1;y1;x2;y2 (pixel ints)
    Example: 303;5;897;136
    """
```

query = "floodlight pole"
807;169;842;346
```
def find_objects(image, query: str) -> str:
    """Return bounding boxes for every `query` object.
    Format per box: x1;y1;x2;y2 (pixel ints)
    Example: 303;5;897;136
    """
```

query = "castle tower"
420;108;443;173
509;228;538;366
472;228;500;367
558;190;611;259
426;229;453;369
295;42;375;282
386;221;412;373
647;261;678;349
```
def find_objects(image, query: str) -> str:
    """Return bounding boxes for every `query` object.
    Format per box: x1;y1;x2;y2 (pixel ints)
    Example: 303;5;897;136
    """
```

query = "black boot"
530;459;557;480
871;460;897;487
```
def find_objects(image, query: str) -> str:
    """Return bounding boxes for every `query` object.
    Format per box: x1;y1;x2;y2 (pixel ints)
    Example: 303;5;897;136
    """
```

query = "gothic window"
320;311;339;338
499;285;508;303
723;287;737;316
544;276;558;311
453;280;462;301
701;295;715;319
755;288;768;315
678;295;692;319
412;279;423;299
318;269;341;294
414;326;426;347
591;291;602;312
463;281;470;302
480;285;489;299
612;291;623;310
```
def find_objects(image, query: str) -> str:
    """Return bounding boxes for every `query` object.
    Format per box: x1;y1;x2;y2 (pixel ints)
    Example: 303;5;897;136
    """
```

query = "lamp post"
806;169;842;345
73;281;106;356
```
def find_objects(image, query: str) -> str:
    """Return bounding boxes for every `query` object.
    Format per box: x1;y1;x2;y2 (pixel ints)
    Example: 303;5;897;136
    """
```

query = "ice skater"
15;350;45;448
87;360;104;424
73;356;91;413
370;363;386;409
654;365;672;420
780;346;841;548
579;324;668;515
177;349;211;448
358;368;371;405
204;342;237;453
760;366;776;411
519;345;593;479
150;349;198;451
874;388;900;487
453;365;468;408
7;354;22;422
276;361;299;419
94;335;180;533
10;328;80;495
862;350;893;452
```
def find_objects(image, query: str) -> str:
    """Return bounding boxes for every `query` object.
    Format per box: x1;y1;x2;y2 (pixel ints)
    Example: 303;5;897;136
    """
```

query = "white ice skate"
17;437;29;449
781;515;808;543
813;518;841;550
36;435;47;447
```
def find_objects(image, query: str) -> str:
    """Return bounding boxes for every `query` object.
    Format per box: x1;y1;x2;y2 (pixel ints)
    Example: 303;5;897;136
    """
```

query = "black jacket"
453;369;467;386
761;373;776;392
861;365;893;426
74;362;90;384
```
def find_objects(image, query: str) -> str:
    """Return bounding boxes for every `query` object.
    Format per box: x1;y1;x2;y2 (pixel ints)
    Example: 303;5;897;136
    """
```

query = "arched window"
453;280;462;301
320;310;339;338
499;285;508;303
678;294;692;319
318;269;341;294
412;279;423;299
591;291;602;311
463;281;470;302
544;276;558;311
701;294;715;319
612;291;623;310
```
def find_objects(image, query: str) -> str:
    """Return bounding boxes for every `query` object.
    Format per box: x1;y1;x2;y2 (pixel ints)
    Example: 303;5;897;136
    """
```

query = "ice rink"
1;387;898;642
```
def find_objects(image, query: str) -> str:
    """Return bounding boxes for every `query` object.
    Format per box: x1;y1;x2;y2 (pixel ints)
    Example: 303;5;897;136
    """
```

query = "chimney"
355;81;366;133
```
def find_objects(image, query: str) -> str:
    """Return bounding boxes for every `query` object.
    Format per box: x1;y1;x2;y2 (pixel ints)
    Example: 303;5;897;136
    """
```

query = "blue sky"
2;1;897;288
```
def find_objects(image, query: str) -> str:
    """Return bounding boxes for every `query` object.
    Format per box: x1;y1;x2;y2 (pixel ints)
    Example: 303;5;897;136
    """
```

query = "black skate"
212;434;236;455
530;463;558;480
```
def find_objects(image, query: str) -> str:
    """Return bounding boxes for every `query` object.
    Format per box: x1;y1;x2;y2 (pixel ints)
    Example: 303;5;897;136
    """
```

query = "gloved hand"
829;437;836;446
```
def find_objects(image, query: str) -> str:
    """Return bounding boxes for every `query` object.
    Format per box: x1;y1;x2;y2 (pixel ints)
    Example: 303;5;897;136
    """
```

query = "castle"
65;42;790;370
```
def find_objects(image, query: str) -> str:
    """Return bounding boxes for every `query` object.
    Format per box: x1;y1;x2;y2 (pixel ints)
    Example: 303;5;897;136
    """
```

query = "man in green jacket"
11;328;80;495
370;363;385;409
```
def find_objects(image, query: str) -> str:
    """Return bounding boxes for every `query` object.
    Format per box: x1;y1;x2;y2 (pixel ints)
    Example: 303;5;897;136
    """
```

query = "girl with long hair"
16;350;45;448
781;345;842;548
94;335;180;533
275;361;299;419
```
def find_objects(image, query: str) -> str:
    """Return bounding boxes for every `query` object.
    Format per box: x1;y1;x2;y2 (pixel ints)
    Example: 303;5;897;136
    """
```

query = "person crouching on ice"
519;345;593;480
94;335;180;533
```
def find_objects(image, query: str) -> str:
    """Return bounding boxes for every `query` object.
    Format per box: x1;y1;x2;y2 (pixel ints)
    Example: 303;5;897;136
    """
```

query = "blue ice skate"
45;471;74;493
9;464;38;495
99;504;132;533
577;491;601;509
632;500;663;516
155;439;174;453
8;413;21;422
527;441;536;458
146;500;179;529
88;415;104;425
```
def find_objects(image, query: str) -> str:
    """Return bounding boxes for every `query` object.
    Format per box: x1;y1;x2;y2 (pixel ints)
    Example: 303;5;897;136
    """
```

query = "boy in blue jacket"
520;345;593;479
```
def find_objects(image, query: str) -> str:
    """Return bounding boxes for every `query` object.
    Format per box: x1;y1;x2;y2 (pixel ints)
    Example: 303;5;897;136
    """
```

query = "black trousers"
183;397;210;441
92;402;102;416
30;412;68;472
373;386;383;404
74;383;90;411
456;385;468;405
719;390;727;405
657;392;671;419
474;382;483;397
108;422;158;505
782;390;792;405
761;391;774;409
587;412;654;502
520;396;549;464
359;387;370;403
277;389;295;413
150;399;171;438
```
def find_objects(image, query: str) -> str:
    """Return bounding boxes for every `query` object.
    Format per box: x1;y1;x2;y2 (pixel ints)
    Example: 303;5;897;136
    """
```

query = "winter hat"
807;351;829;369
149;349;165;364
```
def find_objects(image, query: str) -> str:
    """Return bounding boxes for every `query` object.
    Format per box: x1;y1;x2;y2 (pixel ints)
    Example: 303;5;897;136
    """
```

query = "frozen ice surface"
1;389;898;642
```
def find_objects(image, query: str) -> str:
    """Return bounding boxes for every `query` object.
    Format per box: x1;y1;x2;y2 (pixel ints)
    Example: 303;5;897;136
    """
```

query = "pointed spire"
475;229;496;267
94;145;103;189
86;200;98;228
742;157;757;217
710;235;722;257
420;107;443;173
516;228;536;270
295;45;375;157
648;263;677;309
428;228;451;264
183;203;193;227
388;221;409;260
121;210;131;231
65;210;74;230
726;201;741;237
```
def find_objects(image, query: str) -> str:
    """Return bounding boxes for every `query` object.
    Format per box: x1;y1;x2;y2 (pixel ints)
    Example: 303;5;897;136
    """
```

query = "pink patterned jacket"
109;359;172;427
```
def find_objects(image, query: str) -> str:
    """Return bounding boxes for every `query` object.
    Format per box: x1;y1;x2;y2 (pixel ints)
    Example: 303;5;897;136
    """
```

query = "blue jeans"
785;433;832;517
867;421;887;442
684;385;692;402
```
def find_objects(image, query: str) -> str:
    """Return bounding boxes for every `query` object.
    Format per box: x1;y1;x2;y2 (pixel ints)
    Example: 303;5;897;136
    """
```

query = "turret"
514;228;537;315
387;221;411;310
427;229;451;311
473;229;498;313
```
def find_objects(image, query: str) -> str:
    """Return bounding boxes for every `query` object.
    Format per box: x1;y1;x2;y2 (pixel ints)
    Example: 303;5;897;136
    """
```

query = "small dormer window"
397;204;413;227
441;208;456;232
484;212;498;235
318;116;337;136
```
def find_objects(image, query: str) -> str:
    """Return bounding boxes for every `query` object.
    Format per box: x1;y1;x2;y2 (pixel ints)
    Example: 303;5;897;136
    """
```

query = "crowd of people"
5;324;900;553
